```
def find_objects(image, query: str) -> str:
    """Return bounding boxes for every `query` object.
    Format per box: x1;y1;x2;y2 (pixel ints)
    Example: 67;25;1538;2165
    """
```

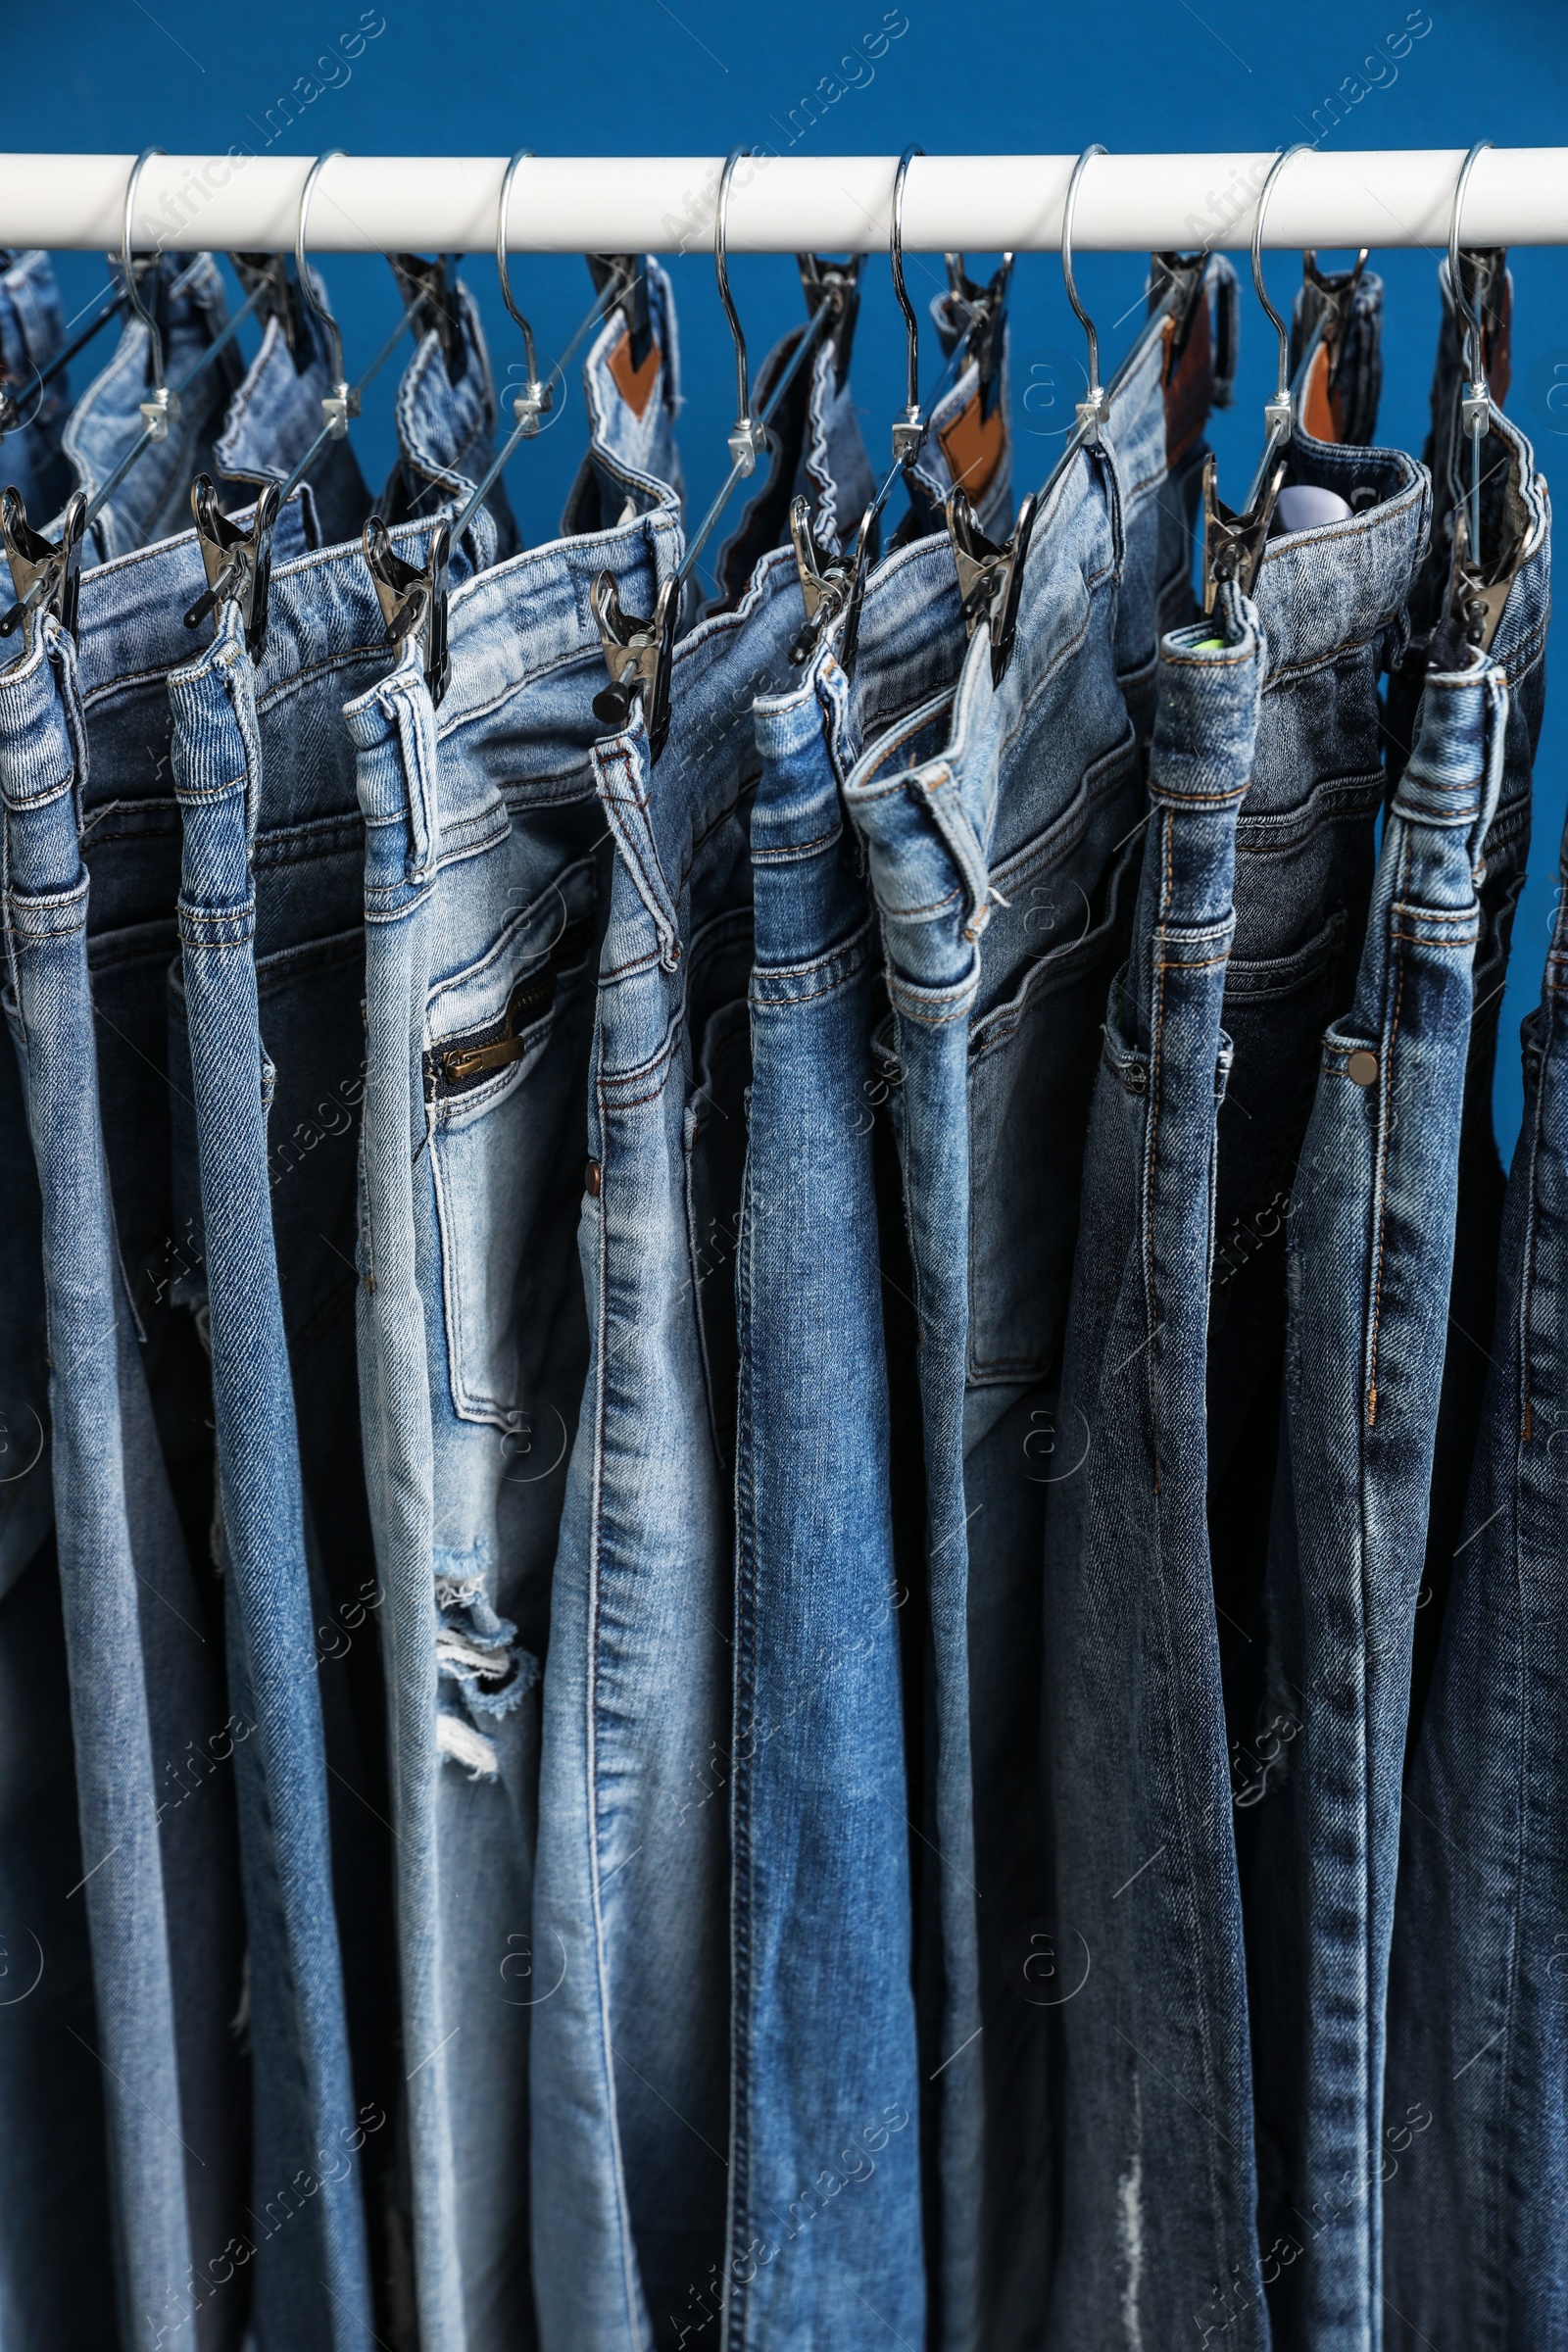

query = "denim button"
1348;1049;1379;1086
585;1157;602;1198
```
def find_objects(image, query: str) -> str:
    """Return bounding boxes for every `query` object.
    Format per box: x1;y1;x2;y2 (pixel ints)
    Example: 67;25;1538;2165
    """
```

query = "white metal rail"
0;149;1563;256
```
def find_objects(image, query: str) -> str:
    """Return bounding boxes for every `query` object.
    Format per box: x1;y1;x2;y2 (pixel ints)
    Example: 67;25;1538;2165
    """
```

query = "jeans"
721;519;993;2351
532;546;845;2352
216;260;371;550
0;246;74;524
1384;278;1544;1743
167;598;379;2352
1040;595;1267;2351
1249;638;1508;2351
60;251;245;563
1383;758;1568;2352
842;379;1152;2351
706;301;875;612
1207;420;1429;1781
351;263;685;2352
0;612;249;2351
377;272;518;562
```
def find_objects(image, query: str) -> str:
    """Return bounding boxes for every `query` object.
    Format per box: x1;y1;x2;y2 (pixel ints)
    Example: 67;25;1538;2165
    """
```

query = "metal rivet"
585;1158;602;1198
1347;1049;1379;1087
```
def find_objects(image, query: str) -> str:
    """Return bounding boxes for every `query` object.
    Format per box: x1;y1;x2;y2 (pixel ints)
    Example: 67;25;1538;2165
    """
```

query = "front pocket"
965;827;1143;1386
427;862;598;1427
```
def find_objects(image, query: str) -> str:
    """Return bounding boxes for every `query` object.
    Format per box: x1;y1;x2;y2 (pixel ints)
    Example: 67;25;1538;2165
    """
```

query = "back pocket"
426;862;597;1427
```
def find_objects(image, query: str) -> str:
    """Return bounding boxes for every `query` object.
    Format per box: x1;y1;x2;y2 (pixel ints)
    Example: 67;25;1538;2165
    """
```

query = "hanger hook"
121;147;169;390
497;148;547;423
714;148;765;473
890;144;924;464
1060;145;1106;441
1447;139;1494;387
295;152;350;404
1251;142;1310;431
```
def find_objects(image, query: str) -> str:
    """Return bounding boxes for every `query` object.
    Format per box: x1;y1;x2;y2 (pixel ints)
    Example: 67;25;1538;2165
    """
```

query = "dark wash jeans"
1385;790;1568;2352
1249;640;1507;2352
1040;595;1268;2351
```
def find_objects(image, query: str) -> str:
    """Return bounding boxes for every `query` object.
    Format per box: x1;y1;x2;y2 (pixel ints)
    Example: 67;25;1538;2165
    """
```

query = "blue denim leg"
0;613;248;2348
722;653;922;2352
1250;645;1506;2351
350;279;684;2352
1384;798;1568;2352
168;601;375;2351
1041;603;1268;2351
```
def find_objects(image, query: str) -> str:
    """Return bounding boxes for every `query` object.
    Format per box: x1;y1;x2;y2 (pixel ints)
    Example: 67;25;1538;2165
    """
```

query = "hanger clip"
0;486;87;642
389;253;467;383
796;255;860;390
588;256;654;374
591;570;678;760
944;253;1013;425
363;514;452;707
1200;450;1286;612
788;494;868;677
183;473;281;662
1443;432;1535;654
945;485;1038;687
229;253;315;371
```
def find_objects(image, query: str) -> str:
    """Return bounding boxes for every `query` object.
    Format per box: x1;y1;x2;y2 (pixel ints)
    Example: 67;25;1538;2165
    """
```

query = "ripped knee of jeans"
433;1569;540;1782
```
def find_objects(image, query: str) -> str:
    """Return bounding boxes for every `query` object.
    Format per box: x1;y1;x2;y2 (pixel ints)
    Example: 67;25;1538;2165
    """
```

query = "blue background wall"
12;0;1568;1143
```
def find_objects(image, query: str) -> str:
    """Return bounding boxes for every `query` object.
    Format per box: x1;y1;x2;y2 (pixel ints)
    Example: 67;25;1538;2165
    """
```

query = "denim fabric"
379;273;518;560
1383;799;1568;2352
842;382;1148;2351
1387;249;1514;761
1384;308;1546;1745
1289;265;1385;452
561;262;686;538
1207;418;1429;1778
533;548;839;2352
901;274;1015;544
350;282;683;2352
1248;642;1506;2351
0;612;249;2351
1040;598;1266;2350
166;598;376;2351
721;526;990;2351
705;308;874;612
21;312;498;2341
1121;255;1240;750
216;263;371;550
0;248;74;524
61;253;245;563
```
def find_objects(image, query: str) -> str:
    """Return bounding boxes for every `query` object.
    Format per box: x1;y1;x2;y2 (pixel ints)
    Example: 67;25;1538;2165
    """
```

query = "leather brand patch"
609;332;662;419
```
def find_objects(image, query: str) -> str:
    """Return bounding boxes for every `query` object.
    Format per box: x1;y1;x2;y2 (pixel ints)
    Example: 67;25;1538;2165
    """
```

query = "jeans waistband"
1252;430;1429;676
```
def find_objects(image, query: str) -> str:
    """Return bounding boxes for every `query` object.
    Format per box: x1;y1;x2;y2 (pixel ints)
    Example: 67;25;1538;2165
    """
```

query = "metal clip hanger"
943;250;1013;425
122;148;179;443
0;486;86;641
228;251;315;370
1149;249;1211;380
182;151;426;664
1060;146;1108;446
945;483;1039;686
889;145;925;465
388;251;467;383
1445;140;1513;593
593;158;848;751
588;253;654;374
183;475;280;659
788;493;871;676
797;253;861;390
1199;142;1307;610
363;513;452;702
590;571;679;757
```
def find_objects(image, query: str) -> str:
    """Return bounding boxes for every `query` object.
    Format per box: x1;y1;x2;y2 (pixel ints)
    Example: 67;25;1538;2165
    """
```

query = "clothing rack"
0;147;1565;256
